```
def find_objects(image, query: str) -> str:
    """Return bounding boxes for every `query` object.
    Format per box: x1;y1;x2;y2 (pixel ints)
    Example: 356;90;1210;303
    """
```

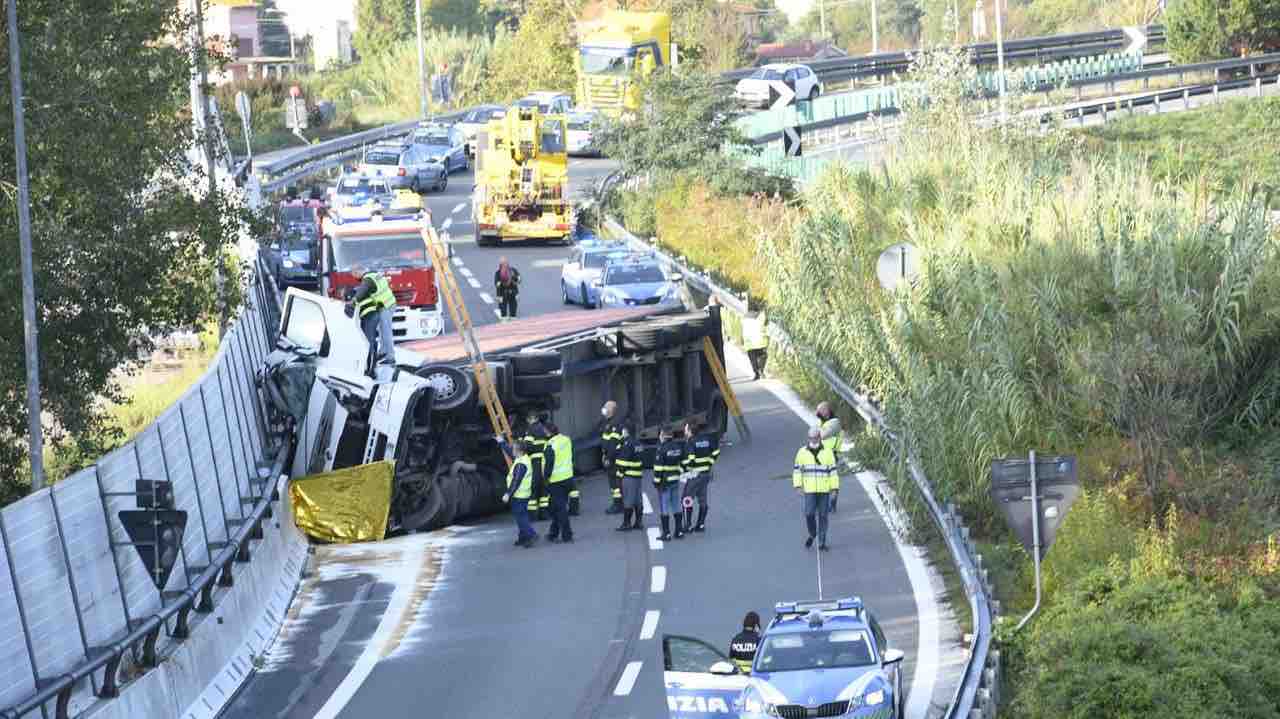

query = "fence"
0;262;285;719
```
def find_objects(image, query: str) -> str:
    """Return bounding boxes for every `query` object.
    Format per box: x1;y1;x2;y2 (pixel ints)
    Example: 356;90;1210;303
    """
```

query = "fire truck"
318;206;445;341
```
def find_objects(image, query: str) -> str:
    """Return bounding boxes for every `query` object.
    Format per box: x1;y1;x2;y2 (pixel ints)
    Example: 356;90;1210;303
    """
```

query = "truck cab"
318;206;445;341
576;10;673;117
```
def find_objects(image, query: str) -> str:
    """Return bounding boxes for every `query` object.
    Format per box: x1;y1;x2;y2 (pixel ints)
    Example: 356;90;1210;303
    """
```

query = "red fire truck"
319;206;445;341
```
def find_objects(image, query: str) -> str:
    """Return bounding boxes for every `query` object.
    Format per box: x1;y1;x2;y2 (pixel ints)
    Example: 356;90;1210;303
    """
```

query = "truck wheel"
513;372;562;398
415;364;474;411
503;351;561;375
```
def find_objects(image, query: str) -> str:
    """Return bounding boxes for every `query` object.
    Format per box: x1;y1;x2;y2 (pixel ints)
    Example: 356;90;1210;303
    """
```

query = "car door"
450;127;465;170
782;68;798;92
663;634;748;719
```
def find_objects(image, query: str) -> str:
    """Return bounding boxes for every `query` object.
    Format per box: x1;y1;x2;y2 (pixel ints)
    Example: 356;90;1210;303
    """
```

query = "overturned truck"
260;288;729;535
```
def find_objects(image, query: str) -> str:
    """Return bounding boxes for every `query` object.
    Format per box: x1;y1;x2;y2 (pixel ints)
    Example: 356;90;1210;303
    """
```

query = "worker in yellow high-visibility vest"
793;426;838;551
543;422;575;543
815;401;843;512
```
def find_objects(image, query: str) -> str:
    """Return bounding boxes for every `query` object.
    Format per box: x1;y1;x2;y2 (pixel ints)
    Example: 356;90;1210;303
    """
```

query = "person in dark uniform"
600;401;624;514
729;612;762;675
681;421;720;534
614;426;645;531
494;256;521;320
522;412;550;520
653;426;688;541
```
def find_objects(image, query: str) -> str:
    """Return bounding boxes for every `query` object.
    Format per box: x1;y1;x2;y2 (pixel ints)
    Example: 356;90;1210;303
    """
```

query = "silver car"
359;142;448;193
456;105;506;158
329;174;395;209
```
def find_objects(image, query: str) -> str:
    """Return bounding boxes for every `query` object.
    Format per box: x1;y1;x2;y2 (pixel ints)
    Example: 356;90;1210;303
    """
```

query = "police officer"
522;412;550;521
600;401;624;515
794;426;838;551
542;421;575;544
815;402;843;512
614;426;645;531
681;421;720;534
653;426;687;541
729;611;762;675
501;440;538;548
347;265;396;367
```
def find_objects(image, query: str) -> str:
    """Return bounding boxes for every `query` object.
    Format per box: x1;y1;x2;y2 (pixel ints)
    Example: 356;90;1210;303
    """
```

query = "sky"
274;0;356;38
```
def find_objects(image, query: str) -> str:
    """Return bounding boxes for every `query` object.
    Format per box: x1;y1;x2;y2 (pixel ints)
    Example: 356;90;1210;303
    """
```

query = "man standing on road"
729;611;763;675
600;401;624;514
542;422;575;543
653;426;688;541
347;265;397;367
681;421;720;534
522;412;550;521
501;440;538;548
815;402;843;512
495;257;521;321
614;426;645;531
741;308;769;381
794;426;838;551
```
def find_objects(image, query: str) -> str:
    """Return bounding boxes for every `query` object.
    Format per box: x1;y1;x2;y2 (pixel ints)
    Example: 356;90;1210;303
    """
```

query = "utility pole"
994;0;1007;119
190;0;228;339
7;0;45;490
415;0;427;119
871;0;878;54
819;0;826;41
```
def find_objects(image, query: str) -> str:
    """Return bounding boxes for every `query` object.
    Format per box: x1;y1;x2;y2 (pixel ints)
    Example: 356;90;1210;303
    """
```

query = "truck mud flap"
289;460;396;543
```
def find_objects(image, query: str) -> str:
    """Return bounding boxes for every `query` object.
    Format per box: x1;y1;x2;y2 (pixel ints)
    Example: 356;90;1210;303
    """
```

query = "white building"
313;19;354;69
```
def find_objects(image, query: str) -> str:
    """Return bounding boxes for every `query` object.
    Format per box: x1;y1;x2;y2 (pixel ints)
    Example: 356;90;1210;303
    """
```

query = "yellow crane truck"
575;10;673;116
471;106;574;246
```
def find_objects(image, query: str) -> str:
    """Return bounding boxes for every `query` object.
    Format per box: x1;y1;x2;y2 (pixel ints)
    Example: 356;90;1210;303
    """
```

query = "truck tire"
513;372;562;398
502;351;561;375
415;364;474;411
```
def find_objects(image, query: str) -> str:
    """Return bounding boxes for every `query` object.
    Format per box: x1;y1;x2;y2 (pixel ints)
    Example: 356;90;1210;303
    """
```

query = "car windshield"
755;630;876;672
365;150;400;165
280;233;315;251
605;265;665;285
280;206;315;223
580;47;636;75
332;233;429;271
337;178;370;194
415;130;451;145
750;68;784;81
584;251;629;269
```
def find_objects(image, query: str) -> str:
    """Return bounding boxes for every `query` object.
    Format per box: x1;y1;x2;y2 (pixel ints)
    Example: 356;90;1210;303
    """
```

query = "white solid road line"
451;202;467;215
650;566;666;593
723;340;941;719
479;292;494;304
646;526;663;551
641;492;653;515
613;661;644;696
639;610;660;640
467;278;481;289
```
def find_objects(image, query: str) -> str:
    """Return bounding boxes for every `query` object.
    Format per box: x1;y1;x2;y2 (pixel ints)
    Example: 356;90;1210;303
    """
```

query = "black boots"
693;506;708;533
659;515;671;541
684;507;694;528
631;507;644;530
569;496;581;516
674;514;685;539
616;508;633;531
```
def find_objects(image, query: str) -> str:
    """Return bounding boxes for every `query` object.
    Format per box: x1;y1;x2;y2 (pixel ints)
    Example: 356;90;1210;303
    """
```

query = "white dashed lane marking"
646;527;663;551
650;566;666;593
451;202;467;215
613;661;643;696
467;278;481;289
458;267;474;278
441;217;453;231
639;610;660;640
479;292;494;304
641;493;652;515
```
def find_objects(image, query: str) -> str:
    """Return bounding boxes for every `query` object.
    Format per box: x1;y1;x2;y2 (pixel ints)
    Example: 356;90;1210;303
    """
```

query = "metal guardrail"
0;261;288;719
603;216;1000;718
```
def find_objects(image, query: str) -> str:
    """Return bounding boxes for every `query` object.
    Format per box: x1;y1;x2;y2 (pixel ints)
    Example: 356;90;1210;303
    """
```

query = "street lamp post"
415;0;428;119
994;0;1007;118
7;0;46;490
871;0;878;54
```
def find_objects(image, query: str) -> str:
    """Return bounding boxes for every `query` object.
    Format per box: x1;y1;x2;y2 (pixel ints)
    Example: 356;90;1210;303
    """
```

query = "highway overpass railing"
604;217;1002;719
0;261;288;719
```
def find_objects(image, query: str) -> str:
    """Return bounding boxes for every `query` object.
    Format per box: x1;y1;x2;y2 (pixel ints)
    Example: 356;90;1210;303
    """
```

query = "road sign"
767;80;796;111
234;90;251;124
783;126;802;158
876;242;920;292
285;96;308;130
1123;26;1147;55
990;454;1079;559
118;509;188;590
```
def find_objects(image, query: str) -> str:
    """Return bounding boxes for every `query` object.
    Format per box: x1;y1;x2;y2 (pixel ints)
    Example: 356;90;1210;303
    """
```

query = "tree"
483;0;582;101
1166;0;1280;62
355;0;414;61
422;0;485;33
0;0;251;502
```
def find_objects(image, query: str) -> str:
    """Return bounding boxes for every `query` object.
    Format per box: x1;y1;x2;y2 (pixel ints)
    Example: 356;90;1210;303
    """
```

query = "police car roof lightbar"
330;210;425;225
774;597;863;616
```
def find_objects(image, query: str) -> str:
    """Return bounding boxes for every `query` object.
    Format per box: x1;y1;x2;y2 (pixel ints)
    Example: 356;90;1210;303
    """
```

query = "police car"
663;598;905;719
594;256;683;309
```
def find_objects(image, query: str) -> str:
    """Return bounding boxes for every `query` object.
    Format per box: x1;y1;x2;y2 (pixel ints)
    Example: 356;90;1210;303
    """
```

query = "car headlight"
862;688;885;706
282;259;295;268
601;290;623;305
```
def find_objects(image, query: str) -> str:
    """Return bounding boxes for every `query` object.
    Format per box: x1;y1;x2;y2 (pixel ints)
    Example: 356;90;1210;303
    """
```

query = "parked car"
561;244;632;307
329;174;395;209
410;122;469;175
735;63;821;107
263;229;321;290
359;141;449;193
515;91;574;116
594;256;683;309
457;104;506;158
566;110;602;157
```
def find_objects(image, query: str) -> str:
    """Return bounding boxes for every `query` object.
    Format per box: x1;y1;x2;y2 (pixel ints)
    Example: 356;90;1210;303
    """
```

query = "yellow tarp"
290;461;395;543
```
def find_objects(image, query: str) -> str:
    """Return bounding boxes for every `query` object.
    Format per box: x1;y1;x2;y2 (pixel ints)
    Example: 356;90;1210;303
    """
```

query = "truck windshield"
280;206;316;223
337;178;370;195
606;265;665;284
333;233;430;271
755;630;876;672
540;120;566;153
580;47;636;75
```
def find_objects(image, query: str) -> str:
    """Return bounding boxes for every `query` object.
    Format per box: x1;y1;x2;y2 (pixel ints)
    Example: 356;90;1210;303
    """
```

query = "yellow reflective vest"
820;417;841;455
546;433;574;483
356;273;396;317
741;312;768;351
506;455;534;500
793;444;838;493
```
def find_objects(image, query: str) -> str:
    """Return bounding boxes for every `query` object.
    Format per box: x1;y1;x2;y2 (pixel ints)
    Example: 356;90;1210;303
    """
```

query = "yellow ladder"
422;226;515;465
701;337;751;444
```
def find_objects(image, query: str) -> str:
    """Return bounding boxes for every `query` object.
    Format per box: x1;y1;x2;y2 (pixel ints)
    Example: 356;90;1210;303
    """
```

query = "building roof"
755;39;847;61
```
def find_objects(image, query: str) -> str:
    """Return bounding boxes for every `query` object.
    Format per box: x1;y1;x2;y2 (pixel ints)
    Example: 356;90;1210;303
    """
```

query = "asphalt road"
225;158;932;719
